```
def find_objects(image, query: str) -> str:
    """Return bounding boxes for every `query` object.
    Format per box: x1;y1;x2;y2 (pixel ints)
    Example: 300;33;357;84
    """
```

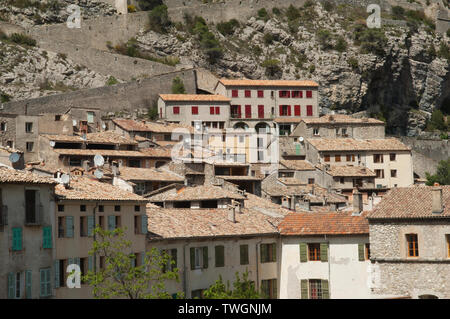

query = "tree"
83;227;181;299
203;271;262;299
426;159;450;186
171;76;186;94
148;5;171;33
426;109;447;132
261;59;282;78
138;0;163;11
317;29;333;50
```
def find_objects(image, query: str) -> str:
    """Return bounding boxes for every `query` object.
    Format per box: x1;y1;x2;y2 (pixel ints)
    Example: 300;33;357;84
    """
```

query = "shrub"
57;52;67;60
138;0;163;11
323;1;334;12
216;19;239;36
308;64;315;73
127;5;136;13
9;33;36;46
334;36;347;52
261;59;281;77
0;91;11;103
272;7;281;15
148;4;171;33
192;17;223;63
353;24;387;56
447;29;450;38
257;8;269;20
106;76;118;86
437;41;450;61
171;76;186;94
347;57;359;70
0;29;7;40
317;29;333;50
286;5;300;21
263;32;274;45
426;109;447;131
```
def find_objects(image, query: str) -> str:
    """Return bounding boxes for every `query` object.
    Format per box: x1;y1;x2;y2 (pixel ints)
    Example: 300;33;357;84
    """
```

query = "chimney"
353;190;363;215
432;186;443;214
228;205;236;223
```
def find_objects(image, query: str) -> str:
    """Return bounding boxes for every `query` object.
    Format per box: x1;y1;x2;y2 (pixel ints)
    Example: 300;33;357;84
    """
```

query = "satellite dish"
81;133;87;141
299;137;304;143
49;141;56;147
9;153;20;163
94;169;104;179
102;123;106;129
72;119;77;126
94;154;105;167
61;174;70;184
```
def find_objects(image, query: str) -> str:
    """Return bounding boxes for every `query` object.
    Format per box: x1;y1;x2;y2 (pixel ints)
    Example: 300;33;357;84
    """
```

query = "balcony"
25;204;43;226
0;205;7;226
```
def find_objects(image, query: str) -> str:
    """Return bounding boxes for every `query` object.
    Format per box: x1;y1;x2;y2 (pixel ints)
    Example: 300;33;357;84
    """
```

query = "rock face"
134;3;449;135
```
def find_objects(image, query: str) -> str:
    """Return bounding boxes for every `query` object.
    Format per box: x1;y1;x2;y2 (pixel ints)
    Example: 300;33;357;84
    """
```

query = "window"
358;243;370;261
373;154;384;163
232;90;238;98
313;128;319;136
279;105;291;116
55;115;61;121
134;205;140;212
162;249;177;273
366;243;370;260
190;247;208;269
279;90;290;98
257;151;264;161
294;105;301;116
375;169;385;179
42;226;52;249
25;189;39;224
390;153;396;161
240;244;249;265
342;128;347;136
98;205;104;213
210;106;215;115
12;227;22;251
215;245;225;267
40;268;51;297
25;122;33;133
69;157;81;166
0;122;6;131
80;205;86;212
257;90;264;98
99;256;105;270
80;216;87;237
406;234;419;257
245;90;251;98
58;205;64;212
308;243;321;261
391;170;397;178
306;90;313;98
173;106;180;114
308;279;328;299
108;216;120;230
447;235;450;258
26;142;34;152
215;106;220;115
260;243;276;263
58;217;65;238
324;154;330;162
87;112;95;123
191;106;198;115
239;135;244;143
261;279;277;299
231;105;241;118
340;177;345;184
346;154;355;162
114;205;121;212
258;105;265;118
306;105;313;116
245;105;252;118
308;178;315;184
292;90;302;98
13;272;22;298
335;155;341;162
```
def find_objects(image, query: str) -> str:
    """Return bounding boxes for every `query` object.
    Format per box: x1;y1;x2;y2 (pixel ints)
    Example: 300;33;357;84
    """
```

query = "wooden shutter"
272;279;277;299
7;272;14;299
300;279;308;299
272;243;277;262
66;216;74;238
261;280;268;298
40;269;45;297
215;106;220;114
258;105;264;118
215;245;224;267
237;105;241;118
240;245;249;265
322;280;330;299
260;244;267;263
108;215;116;230
287;105;291;116
54;260;60;288
299;243;307;262
43;226;52;249
279;105;283;116
141;215;148;234
12;227;22;251
210;106;215;115
245;105;252;118
87;216;94;237
320;243;328;262
25;270;32;299
358;243;365;261
190;248;195;270
307;105;313;116
88;256;93;271
294;105;301;116
202;246;208;269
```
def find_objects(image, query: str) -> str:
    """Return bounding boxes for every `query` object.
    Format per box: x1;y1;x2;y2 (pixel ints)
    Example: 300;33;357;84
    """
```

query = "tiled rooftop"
278;211;369;235
302;114;384;125
159;94;231;102
280;160;315;171
118;167;184;182
43;131;136;145
146;184;246;202
54;149;150;157
55;176;148;201
219;79;319;87
139;147;173;158
264;183;347;204
307;138;411;151
0;167;57;184
113;119;194;133
318;164;377;177
368;186;450;219
274;117;303;123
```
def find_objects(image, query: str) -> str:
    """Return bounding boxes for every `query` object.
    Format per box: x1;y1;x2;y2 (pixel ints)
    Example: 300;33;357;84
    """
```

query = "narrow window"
308;243;321;261
335;155;341;162
406;234;419;257
25;122;33;133
391;170;397;178
114;205;121;212
240;244;249;265
390;153;396;161
257;90;264;98
26;142;34;152
261;279;277;299
232;90;238;98
324;154;330;162
309;279;322;299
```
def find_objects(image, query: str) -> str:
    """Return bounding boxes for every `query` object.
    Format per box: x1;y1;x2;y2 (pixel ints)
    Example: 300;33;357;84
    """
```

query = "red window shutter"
287;105;291;116
258;105;264;118
299;91;303;98
232;90;238;98
237;105;241;118
173;106;180;114
258;90;264;98
279;105;283;116
295;105;301;116
245;105;252;118
306;90;312;98
307;105;313;116
215;106;220;115
192;106;198;115
287;91;291;98
279;91;283;98
210;107;215;115
245;90;251;98
160;108;162;118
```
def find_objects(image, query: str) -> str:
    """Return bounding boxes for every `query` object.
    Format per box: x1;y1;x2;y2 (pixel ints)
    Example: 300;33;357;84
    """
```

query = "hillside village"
0;0;449;300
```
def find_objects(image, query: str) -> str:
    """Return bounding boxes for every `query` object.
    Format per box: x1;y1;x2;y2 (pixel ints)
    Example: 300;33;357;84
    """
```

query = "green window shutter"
43;226;52;249
358;243;365;261
202;247;208;269
142;252;146;267
272;279;277;299
25;270;32;299
45;269;51;297
66;216;74;238
215;245;224;267
261;280;268;298
131;256;136;268
40;269;45;297
88;256;94;271
54;261;60;288
141;215;148;234
272;244;277;262
299;243;307;262
320;243;328;262
190;248;195;270
300;279;308;299
87;216;94;237
7;273;14;299
240;245;249;265
260;244;267;263
322;280;329;299
171;249;177;270
12;227;22;251
108;215;116;230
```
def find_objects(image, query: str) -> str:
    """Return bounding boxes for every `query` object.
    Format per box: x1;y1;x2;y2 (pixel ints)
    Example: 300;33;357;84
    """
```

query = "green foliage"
334;36;348;52
447;29;450;38
391;6;435;32
347;57;359;70
426;109;447;132
192;17;223;63
83;227;181;299
128;5;137;13
171;76;186;94
437;41;450;61
323;1;334;12
308;64;315;74
261;59;281;78
272;7;281;15
148;4;171;33
106;76;118;86
203;271;262;299
9;33;36;46
353;24;387;56
263;32;274;45
317;29;333;50
147;104;159;120
426;159;450;186
0;91;11;103
286;5;300;21
138;0;163;11
216;19;239;36
257;8;269;21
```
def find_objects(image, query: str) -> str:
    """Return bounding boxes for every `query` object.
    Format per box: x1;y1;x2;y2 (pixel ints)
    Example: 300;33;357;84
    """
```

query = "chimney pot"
353;190;363;215
228;205;236;223
432;187;444;214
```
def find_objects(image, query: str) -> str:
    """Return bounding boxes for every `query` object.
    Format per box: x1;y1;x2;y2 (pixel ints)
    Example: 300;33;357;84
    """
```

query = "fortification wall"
1;69;197;117
0;22;26;36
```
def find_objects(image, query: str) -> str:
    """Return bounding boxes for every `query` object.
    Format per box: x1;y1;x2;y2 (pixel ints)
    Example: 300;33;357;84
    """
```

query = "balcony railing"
25;204;43;226
0;205;7;226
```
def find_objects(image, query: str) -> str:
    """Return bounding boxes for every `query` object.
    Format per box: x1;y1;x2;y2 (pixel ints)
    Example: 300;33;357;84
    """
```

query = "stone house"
367;185;450;299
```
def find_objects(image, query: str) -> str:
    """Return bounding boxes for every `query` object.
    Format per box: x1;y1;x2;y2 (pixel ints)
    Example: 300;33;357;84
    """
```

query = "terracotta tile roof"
278;177;303;185
249;163;277;179
368;186;450;219
146;184;246;202
154;141;178;146
318;165;377;177
216;175;262;181
139;147;173;158
307;138;411;151
219;79;319;87
147;193;290;239
117;167;184;182
274;117;303;123
53;149;150;157
0;145;23;154
0;167;57;184
280;160;315;171
113;119;194;133
264;183;347;204
302;114;384;125
159;94;230;102
278;211;369;235
55;176;147;201
43;132;136;145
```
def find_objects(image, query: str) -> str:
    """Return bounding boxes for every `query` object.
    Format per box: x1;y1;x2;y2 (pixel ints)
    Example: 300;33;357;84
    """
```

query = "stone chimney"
353;190;363;215
227;205;236;223
432;186;443;214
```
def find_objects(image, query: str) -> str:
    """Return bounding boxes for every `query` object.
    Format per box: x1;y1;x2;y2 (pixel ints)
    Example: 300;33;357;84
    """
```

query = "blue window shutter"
7;273;14;299
108;216;116;230
87;216;94;236
54;261;60;288
131;256;136;268
88;256;93;271
68;258;74;268
141;215;148;234
40;269;45;297
12;227;22;251
141;252;146;267
45;269;51;297
66;216;74;238
25;270;32;299
43;226;52;248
